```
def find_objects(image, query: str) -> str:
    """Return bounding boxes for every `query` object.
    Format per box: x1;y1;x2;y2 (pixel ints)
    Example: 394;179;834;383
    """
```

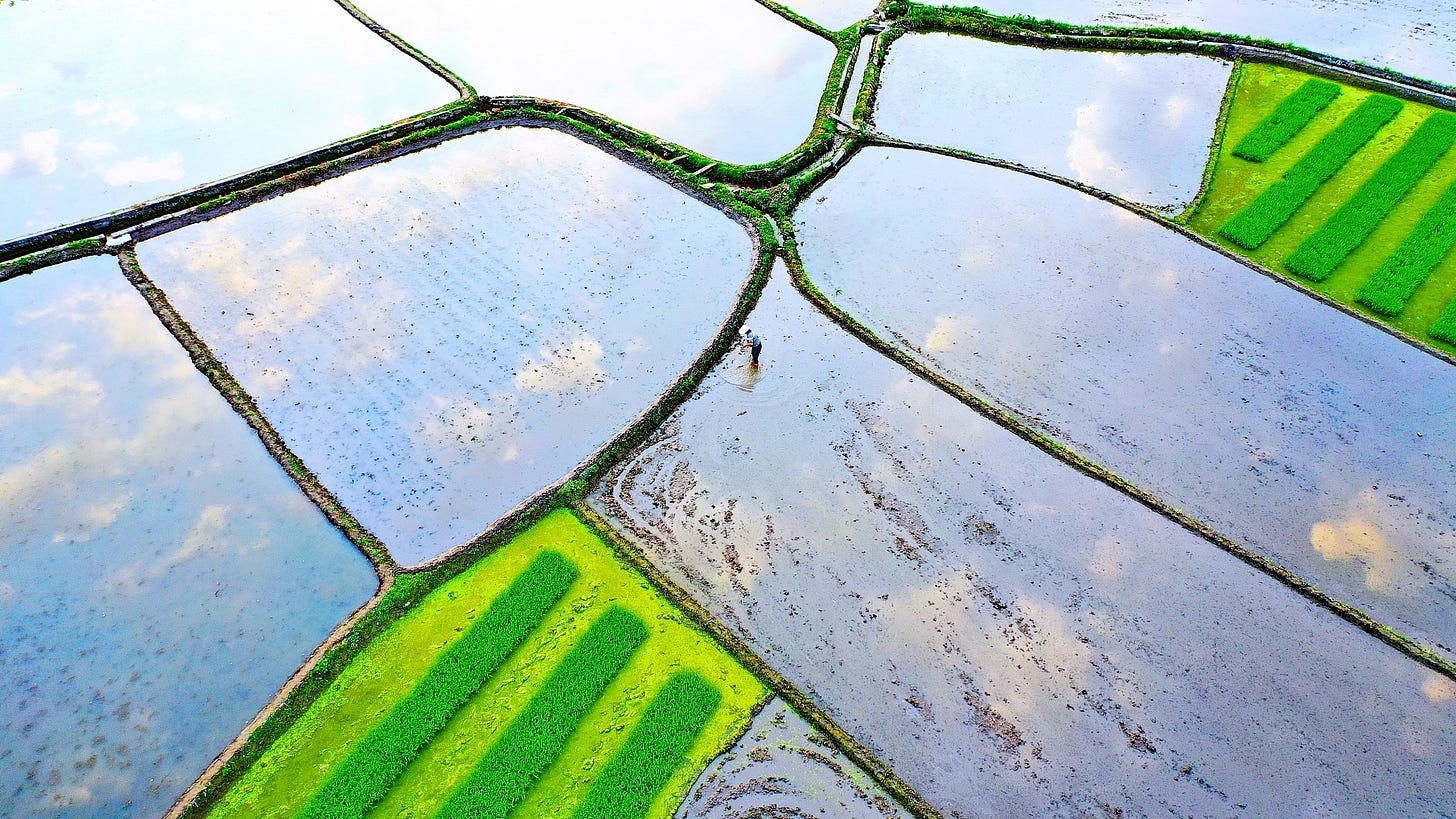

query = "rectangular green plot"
1220;93;1404;250
1286;112;1456;282
1356;178;1456;316
436;605;650;819
1232;77;1342;162
299;550;578;819
1431;296;1456;344
572;671;723;819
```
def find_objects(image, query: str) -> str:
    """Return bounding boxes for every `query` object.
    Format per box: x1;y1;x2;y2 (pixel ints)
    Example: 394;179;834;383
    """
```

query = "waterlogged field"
208;510;766;819
1190;62;1456;353
966;0;1456;89
794;147;1456;665
0;0;454;244
676;698;906;819
0;257;376;817
592;269;1456;817
137;127;753;566
875;33;1231;210
352;0;835;165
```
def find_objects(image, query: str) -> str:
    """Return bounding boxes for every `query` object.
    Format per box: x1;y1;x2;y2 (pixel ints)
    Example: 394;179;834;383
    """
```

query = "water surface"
592;267;1456;818
876;34;1231;210
0;256;376;818
969;0;1456;89
139;127;754;566
354;0;835;164
0;0;454;244
795;146;1456;663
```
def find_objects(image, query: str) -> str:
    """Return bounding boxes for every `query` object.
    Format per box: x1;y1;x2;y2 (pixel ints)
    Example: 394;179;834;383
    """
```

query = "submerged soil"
591;266;1456;818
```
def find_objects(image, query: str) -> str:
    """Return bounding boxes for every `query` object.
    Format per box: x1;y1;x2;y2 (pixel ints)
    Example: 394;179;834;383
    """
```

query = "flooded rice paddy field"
591;268;1456;818
137;126;753;567
875;34;1231;211
676;698;906;819
353;0;835;165
0;0;453;244
970;0;1456;90
795;146;1456;664
0;257;376;817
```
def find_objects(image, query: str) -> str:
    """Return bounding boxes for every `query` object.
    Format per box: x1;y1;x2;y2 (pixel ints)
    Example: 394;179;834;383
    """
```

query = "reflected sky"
0;0;454;243
975;0;1456;89
137;126;753;567
778;0;877;31
795;146;1456;663
353;0;835;164
0;256;376;817
592;268;1456;817
876;34;1231;210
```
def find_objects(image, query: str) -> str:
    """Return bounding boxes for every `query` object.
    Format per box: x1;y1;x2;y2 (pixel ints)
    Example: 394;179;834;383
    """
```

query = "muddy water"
353;0;834;165
0;257;375;817
676;698;906;819
794;146;1456;665
138;127;753;567
0;0;453;245
875;34;1231;211
970;0;1456;89
591;267;1456;818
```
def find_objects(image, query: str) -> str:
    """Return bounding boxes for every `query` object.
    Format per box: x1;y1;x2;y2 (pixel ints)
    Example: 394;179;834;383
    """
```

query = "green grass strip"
299;551;578;819
435;605;650;819
1232;78;1342;162
1220;93;1404;250
1431;296;1456;345
1356;177;1456;315
1286;112;1456;281
570;671;723;819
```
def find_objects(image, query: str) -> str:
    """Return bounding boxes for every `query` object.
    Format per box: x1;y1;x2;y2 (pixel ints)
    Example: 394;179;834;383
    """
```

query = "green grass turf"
205;510;766;819
1219;93;1403;250
434;606;649;819
1188;61;1456;356
571;671;723;819
1231;77;1341;162
296;551;577;819
1356;179;1456;315
1285;112;1456;282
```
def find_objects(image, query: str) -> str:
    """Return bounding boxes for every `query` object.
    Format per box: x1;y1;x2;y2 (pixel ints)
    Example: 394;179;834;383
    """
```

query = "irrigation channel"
2;1;1456;818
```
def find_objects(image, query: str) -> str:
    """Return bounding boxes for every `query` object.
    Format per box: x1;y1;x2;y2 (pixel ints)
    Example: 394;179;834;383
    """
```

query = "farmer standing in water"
742;327;762;367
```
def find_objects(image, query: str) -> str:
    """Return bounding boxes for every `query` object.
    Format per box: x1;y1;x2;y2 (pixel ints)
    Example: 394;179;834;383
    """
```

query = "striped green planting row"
299;551;578;819
1356;178;1456;316
436;605;650;819
1286;112;1456;282
1431;301;1456;344
1232;77;1341;162
572;672;724;819
1220;93;1404;250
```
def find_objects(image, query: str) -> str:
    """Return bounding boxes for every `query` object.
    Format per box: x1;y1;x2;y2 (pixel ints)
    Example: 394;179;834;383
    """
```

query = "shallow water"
779;0;878;31
676;697;906;819
875;34;1231;210
839;35;877;122
138;126;753;567
0;256;376;817
353;0;835;164
971;0;1456;89
0;0;454;244
592;267;1456;818
794;146;1456;664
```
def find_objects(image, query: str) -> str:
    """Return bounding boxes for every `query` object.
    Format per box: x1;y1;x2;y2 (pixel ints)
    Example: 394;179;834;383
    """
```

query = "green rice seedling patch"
571;671;723;819
1218;93;1403;250
297;551;578;819
1431;297;1456;345
1356;179;1456;315
1285;112;1456;281
435;606;649;818
1231;77;1341;162
1189;61;1456;355
207;510;764;819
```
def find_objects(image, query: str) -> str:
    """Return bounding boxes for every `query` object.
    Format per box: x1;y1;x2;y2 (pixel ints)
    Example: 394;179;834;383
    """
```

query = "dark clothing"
745;333;762;365
751;341;762;365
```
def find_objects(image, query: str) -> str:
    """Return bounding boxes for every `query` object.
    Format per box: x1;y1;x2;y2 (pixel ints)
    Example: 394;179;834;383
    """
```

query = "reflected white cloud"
102;152;184;186
0;365;102;411
515;335;608;394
